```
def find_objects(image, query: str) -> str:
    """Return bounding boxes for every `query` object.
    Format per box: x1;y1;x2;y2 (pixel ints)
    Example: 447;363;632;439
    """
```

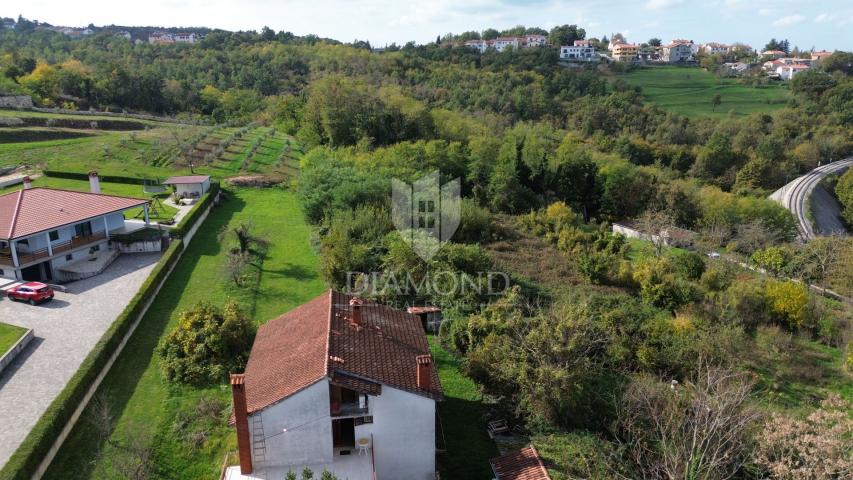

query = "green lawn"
0;322;28;357
0;176;178;222
0;126;204;179
430;336;499;479
43;187;325;479
619;66;790;117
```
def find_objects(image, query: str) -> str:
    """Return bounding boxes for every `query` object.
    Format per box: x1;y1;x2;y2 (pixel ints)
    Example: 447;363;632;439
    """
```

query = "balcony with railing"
0;231;108;267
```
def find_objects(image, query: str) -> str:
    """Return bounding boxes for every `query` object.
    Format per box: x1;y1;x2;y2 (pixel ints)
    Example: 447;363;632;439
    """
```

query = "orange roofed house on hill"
0;173;151;282
225;290;443;480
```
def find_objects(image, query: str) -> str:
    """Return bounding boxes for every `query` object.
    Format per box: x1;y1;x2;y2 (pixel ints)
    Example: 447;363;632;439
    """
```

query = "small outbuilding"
162;175;211;199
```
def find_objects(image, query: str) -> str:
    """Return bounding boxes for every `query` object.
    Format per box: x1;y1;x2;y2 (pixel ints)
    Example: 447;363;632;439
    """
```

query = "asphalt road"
769;158;853;241
0;253;160;469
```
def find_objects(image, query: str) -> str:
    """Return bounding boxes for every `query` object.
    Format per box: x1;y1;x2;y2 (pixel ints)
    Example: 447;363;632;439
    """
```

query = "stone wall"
0;96;34;109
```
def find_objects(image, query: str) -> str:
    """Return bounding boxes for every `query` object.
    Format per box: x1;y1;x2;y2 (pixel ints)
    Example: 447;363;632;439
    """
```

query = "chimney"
22;176;32;189
350;297;363;327
416;354;432;391
230;374;253;475
88;171;101;194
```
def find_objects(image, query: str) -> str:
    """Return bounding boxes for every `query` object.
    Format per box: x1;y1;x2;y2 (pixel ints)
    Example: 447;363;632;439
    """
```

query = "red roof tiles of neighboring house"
490;445;552;480
162;175;211;184
240;290;443;415
0;187;148;240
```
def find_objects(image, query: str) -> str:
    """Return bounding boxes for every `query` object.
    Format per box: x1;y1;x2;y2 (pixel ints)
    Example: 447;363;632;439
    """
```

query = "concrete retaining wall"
0;96;33;109
0;329;34;375
115;239;162;254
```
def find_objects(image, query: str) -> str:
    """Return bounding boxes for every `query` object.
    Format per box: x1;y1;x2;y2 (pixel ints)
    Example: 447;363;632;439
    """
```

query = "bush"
0;240;184;479
765;280;810;330
673;252;706;280
753;395;852;479
454;198;494;243
158;301;255;385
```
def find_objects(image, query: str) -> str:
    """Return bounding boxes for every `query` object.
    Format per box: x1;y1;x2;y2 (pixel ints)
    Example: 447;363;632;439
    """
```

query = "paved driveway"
0;252;161;468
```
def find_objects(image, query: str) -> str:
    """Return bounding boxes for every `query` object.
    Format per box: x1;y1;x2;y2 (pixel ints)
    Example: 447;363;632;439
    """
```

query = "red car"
6;282;55;305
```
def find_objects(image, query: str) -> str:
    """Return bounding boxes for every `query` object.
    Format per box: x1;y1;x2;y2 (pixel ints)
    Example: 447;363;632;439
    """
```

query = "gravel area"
0;252;161;468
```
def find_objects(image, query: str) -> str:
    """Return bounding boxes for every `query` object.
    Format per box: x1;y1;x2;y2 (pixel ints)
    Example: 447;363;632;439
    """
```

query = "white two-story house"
560;40;597;61
226;290;443;480
0;174;150;282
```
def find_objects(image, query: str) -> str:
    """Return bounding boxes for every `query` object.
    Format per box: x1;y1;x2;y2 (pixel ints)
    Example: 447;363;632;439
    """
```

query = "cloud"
646;0;685;11
758;8;774;16
814;13;834;23
773;14;805;27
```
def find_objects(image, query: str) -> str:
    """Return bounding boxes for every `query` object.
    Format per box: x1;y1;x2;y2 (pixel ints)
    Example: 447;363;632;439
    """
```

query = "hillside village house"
560;40;597;61
0;174;150;282
611;42;639;61
760;50;786;59
702;42;731;55
810;50;834;62
463;35;549;53
148;31;202;44
662;40;695;63
226;291;442;480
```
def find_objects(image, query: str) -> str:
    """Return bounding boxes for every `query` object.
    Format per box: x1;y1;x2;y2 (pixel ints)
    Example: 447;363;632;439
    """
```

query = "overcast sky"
6;0;853;50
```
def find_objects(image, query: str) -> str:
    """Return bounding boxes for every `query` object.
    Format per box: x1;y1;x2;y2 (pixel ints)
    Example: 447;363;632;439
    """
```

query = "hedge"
0;239;185;479
169;182;220;238
42;170;150;185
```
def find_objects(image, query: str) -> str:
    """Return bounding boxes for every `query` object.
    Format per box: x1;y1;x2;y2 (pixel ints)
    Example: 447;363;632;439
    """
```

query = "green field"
0;322;28;357
44;187;325;479
430;336;499;479
619;66;791;117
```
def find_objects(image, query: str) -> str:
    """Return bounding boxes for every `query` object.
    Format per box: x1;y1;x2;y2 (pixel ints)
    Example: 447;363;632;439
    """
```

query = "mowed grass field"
619;66;790;117
44;187;325;479
0;322;28;356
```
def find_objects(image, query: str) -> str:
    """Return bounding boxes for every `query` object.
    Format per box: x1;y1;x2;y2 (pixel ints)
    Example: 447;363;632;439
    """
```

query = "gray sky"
7;0;853;50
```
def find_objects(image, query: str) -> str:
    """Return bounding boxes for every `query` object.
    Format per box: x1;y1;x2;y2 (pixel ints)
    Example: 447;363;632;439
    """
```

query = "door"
332;418;355;448
75;221;93;238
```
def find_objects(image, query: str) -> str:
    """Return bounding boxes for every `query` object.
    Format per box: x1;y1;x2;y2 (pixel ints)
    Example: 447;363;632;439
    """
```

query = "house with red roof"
225;290;442;480
162;174;211;199
490;445;552;480
0;173;150;282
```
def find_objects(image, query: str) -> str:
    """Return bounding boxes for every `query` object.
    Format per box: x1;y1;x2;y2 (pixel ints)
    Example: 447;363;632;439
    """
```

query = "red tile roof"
162;175;210;184
0;187;148;240
240;290;442;414
491;446;552;480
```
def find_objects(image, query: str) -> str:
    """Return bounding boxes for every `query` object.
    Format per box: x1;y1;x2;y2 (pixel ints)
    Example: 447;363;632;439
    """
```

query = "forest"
2;19;852;479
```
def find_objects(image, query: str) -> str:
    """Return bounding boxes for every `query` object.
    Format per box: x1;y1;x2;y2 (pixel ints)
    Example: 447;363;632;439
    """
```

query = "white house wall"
254;380;333;469
354;386;436;480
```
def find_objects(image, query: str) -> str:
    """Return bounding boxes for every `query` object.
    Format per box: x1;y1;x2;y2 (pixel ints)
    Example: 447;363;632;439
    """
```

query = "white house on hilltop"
560;40;597;61
662;40;695;63
225;291;442;480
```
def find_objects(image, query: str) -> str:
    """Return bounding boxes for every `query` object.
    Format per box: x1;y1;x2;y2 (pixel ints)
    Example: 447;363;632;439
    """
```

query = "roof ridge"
26;186;150;203
323;289;334;377
7;189;23;239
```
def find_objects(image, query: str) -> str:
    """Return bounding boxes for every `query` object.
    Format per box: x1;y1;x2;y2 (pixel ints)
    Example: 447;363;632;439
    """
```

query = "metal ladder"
251;414;267;465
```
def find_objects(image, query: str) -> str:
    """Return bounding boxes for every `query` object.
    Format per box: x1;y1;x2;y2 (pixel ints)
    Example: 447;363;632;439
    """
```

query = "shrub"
753;395;852;479
158;301;255;385
454;198;494;243
673;251;705;280
751;246;788;277
765;280;810;330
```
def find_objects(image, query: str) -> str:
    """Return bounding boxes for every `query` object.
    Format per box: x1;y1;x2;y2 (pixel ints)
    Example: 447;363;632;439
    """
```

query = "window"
354;416;373;426
0;269;4;276
49;230;59;241
66;254;73;261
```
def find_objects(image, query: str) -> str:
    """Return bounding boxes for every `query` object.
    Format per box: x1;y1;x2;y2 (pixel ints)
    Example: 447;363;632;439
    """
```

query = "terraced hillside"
0;111;301;181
